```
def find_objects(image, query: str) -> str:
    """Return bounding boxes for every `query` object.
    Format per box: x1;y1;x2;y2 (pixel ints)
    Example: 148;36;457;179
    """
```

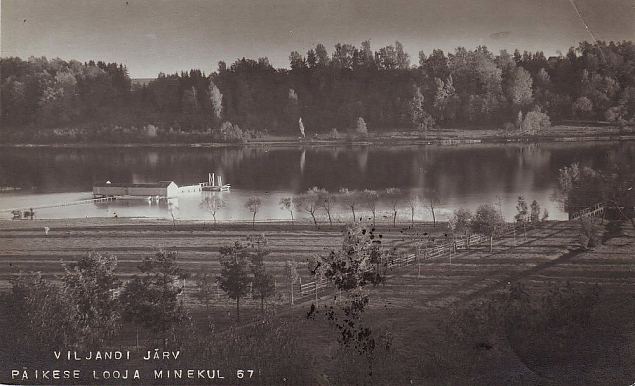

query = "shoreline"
2;124;634;148
0;217;447;229
2;134;635;149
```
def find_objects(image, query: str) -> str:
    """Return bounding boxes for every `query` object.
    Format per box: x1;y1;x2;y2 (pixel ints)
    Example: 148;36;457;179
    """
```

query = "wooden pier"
2;196;119;219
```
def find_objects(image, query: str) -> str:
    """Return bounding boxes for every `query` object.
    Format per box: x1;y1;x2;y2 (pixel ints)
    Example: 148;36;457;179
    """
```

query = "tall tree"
209;79;223;123
515;196;529;238
409;87;435;134
530;200;541;224
245;197;262;228
385;187;401;227
119;250;189;347
362;189;380;225
217;242;252;322
355;116;368;136
308;224;389;378
395;41;410;69
247;235;276;313
315;43;330;67
193;269;214;317
505;66;533;108
340;188;360;222
407;195;419;225
62;252;121;346
472;204;505;252
294;188;321;228
450;208;474;249
201;195;226;224
7;273;81;356
279;197;295;224
318;189;337;225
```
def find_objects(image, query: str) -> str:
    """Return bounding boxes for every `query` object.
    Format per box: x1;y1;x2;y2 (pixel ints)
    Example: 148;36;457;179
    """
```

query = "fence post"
290;282;294;306
415;245;419;266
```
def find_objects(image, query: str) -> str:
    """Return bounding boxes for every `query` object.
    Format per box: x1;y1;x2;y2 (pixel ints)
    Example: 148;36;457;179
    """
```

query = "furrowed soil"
0;218;633;385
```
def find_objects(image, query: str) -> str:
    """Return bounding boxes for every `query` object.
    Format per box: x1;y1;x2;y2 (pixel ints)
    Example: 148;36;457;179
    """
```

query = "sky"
1;0;634;78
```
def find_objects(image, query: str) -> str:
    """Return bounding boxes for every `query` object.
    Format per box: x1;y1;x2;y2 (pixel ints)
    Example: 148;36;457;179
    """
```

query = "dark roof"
93;181;175;188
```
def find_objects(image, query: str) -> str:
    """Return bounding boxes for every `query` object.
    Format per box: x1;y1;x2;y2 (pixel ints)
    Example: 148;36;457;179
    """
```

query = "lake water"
0;142;631;222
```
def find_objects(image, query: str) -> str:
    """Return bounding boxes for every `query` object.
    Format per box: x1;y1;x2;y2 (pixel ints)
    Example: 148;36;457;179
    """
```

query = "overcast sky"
2;0;633;78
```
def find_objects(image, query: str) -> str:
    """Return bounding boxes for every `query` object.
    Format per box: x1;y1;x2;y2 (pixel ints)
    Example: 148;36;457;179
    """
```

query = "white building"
93;181;179;198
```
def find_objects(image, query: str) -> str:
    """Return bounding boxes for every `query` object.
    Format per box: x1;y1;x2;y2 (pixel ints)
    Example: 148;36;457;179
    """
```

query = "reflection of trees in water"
218;149;246;172
311;146;343;161
2;143;634;197
356;146;368;173
606;144;635;167
517;144;551;170
300;150;306;174
411;148;438;189
146;151;159;168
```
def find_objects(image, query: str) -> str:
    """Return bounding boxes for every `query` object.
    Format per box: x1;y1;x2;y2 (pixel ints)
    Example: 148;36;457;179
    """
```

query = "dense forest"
1;40;634;142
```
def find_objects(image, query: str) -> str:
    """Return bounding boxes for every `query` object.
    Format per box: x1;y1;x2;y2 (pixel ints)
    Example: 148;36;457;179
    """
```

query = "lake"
0;142;631;222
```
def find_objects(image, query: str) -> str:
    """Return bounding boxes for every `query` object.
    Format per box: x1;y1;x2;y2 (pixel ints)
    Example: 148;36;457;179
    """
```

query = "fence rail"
291;201;606;306
570;203;605;221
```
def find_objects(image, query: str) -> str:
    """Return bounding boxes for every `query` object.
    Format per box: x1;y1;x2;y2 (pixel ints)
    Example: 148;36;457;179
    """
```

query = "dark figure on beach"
29;208;35;220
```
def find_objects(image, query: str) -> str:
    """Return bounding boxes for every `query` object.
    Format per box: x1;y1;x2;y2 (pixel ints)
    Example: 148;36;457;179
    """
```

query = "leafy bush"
521;110;551;134
578;217;601;249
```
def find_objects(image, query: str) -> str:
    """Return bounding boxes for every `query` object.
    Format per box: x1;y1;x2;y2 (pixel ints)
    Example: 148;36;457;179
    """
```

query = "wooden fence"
291;220;532;303
287;201;610;306
570;203;605;221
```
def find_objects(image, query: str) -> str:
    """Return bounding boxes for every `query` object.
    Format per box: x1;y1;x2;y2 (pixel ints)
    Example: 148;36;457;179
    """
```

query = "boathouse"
93;181;179;198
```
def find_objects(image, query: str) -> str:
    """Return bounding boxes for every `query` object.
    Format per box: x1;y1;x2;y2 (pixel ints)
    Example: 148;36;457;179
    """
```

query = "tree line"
1;40;634;142
200;187;550;232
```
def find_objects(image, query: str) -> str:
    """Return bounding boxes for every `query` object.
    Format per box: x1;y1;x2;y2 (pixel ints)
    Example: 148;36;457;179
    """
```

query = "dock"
3;173;231;219
201;173;231;192
2;196;119;219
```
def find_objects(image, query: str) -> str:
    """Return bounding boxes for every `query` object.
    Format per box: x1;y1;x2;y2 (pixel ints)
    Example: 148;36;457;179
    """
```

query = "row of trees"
3;238;280;357
446;197;547;253
2;40;634;141
207;189;553;232
239;187;434;228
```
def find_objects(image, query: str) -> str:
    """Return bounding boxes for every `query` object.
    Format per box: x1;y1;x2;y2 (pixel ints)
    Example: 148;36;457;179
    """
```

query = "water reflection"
0;142;632;221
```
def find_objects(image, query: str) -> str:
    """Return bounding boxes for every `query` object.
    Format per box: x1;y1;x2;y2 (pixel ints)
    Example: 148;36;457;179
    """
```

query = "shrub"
572;96;593;118
578;217;601;249
521;110;551;134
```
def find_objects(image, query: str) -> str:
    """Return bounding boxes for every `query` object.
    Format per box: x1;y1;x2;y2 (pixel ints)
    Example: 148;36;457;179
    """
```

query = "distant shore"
2;124;634;148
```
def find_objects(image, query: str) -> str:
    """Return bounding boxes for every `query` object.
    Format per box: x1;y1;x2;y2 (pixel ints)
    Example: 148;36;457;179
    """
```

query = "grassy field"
1;218;633;384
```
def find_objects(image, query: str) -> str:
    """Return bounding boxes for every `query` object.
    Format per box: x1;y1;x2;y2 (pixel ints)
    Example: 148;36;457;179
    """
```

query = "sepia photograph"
0;0;634;384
